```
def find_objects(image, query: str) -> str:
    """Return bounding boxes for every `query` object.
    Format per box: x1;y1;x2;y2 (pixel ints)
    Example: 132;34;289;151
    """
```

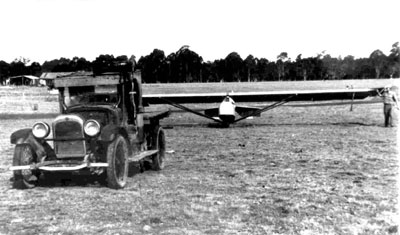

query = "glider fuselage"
218;96;236;124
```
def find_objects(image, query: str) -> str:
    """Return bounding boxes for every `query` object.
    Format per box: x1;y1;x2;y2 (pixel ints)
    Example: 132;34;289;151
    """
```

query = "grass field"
0;79;398;234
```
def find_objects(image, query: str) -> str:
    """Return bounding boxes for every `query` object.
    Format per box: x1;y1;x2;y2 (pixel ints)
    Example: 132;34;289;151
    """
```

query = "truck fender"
10;129;47;161
10;129;32;144
99;124;129;143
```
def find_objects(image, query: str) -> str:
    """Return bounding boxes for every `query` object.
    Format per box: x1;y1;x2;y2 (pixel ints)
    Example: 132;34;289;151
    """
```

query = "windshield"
65;93;119;107
63;86;119;108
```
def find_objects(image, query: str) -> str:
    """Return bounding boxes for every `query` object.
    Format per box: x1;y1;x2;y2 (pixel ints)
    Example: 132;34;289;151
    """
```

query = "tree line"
0;42;399;84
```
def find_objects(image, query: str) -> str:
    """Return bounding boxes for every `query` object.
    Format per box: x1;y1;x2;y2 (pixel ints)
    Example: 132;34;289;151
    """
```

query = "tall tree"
369;49;387;78
171;46;203;82
354;58;374;79
244;55;257;81
137;49;166;83
340;55;356;79
71;57;92;71
52;57;73;72
42;59;61;72
276;52;289;81
296;54;310;81
29;62;42;77
9;59;29;76
255;58;273;81
213;59;226;82
388;42;400;78
322;54;341;79
92;54;131;74
224;52;243;82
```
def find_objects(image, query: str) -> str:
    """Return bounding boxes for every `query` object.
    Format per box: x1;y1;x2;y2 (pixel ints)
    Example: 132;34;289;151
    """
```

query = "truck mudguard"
99;124;129;142
10;128;32;144
10;128;47;160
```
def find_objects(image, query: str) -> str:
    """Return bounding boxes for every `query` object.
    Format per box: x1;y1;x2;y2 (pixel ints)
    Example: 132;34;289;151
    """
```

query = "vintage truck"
10;68;169;189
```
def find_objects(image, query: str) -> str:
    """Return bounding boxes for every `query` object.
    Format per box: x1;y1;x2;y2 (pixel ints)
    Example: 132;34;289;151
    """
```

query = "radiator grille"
53;116;86;158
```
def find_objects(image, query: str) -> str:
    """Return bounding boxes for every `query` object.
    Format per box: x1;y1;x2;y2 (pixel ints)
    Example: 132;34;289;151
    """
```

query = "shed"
6;75;41;86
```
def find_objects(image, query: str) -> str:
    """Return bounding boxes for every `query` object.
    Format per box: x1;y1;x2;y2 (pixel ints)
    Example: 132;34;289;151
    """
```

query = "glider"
142;87;383;126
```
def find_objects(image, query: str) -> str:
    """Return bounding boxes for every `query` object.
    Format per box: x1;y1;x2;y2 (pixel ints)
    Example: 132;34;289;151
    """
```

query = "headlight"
84;120;100;137
32;122;50;139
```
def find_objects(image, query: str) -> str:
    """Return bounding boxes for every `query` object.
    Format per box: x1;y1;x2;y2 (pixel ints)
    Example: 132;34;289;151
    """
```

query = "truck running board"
10;150;159;171
10;162;108;171
129;150;158;162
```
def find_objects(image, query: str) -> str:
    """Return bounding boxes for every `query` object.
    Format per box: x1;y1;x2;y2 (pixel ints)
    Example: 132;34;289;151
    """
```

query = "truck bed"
143;110;170;125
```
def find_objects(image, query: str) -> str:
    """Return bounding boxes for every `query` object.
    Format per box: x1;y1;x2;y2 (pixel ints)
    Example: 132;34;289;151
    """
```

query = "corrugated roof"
8;75;40;80
39;72;75;79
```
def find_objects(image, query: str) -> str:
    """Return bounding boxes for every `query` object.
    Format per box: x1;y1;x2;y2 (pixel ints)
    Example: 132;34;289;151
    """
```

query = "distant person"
378;86;399;127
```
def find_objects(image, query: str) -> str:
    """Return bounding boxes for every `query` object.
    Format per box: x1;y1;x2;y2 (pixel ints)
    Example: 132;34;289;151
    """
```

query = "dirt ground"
0;82;398;234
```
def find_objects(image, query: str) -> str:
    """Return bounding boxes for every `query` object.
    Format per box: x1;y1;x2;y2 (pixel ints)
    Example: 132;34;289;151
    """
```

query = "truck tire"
106;135;129;189
12;144;38;189
151;127;166;171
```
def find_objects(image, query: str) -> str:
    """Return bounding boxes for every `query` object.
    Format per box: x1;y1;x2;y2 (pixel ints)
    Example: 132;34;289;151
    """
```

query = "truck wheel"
12;144;38;189
106;135;128;189
151;127;166;171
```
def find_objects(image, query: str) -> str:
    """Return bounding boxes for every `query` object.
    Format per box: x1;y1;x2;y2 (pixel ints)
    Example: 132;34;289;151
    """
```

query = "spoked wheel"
106;135;129;189
13;144;38;189
151;127;166;171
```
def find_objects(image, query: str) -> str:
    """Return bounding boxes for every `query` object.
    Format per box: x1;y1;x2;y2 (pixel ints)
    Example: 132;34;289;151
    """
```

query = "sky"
1;0;399;64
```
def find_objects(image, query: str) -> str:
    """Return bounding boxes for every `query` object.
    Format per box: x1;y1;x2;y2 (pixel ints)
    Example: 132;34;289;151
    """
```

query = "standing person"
378;86;399;127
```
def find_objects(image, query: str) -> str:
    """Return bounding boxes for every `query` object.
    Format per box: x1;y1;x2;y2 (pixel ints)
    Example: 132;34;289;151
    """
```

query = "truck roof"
54;71;123;88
